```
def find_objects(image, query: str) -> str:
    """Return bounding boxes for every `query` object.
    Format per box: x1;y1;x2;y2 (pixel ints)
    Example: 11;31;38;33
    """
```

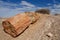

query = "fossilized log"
2;12;39;37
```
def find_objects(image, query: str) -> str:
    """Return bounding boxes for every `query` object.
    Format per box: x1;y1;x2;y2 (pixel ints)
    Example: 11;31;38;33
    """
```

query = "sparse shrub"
55;14;59;16
35;9;50;14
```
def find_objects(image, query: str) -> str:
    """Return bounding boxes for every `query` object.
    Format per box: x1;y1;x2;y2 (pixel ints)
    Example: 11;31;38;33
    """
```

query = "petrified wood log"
2;12;39;37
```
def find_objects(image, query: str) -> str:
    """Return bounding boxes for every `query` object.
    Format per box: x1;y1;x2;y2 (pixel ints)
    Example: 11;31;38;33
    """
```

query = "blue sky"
0;0;60;18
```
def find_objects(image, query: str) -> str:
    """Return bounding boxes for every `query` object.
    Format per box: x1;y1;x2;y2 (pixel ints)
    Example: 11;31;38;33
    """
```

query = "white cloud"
54;4;60;8
47;3;52;6
48;4;60;14
0;7;24;17
46;3;60;14
20;1;35;7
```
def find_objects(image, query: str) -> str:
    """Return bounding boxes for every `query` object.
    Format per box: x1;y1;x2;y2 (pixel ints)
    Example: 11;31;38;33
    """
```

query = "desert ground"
0;15;60;40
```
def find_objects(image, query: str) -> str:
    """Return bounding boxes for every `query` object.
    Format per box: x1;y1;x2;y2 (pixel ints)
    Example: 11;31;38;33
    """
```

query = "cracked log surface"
0;14;60;40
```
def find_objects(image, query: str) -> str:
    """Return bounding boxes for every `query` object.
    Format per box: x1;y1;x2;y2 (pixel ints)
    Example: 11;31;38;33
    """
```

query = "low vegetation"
35;9;50;14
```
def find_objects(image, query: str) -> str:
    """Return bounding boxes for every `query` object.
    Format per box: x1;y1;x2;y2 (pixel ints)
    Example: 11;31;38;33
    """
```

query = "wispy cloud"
0;1;38;17
48;3;60;14
0;1;18;8
20;1;35;7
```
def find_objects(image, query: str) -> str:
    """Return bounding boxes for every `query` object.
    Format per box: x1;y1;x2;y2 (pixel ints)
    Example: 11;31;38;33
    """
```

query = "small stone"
46;33;53;37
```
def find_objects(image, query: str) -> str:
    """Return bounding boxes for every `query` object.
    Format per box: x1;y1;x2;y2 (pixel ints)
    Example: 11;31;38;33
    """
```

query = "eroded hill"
0;13;60;40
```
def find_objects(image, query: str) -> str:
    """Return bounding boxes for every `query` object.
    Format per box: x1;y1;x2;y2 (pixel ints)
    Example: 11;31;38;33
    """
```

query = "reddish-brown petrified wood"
2;12;39;37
